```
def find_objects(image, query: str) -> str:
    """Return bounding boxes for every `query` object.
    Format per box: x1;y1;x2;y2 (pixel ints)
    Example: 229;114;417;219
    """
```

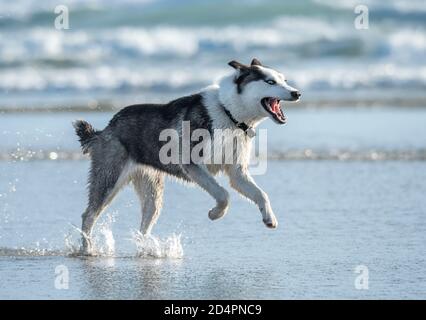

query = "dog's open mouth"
261;97;286;124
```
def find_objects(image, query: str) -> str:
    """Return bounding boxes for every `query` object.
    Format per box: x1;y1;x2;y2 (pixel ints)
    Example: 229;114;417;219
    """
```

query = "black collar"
220;103;256;137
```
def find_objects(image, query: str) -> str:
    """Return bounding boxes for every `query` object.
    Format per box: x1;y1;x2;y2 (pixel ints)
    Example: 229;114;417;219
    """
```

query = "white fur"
197;66;297;228
216;66;298;125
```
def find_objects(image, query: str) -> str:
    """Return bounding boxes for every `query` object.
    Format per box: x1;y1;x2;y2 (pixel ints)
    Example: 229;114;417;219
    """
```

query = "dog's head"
223;58;300;125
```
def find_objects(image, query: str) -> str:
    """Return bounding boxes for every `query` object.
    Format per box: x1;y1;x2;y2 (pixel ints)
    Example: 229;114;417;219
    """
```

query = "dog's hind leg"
132;169;165;236
81;140;131;255
182;164;230;221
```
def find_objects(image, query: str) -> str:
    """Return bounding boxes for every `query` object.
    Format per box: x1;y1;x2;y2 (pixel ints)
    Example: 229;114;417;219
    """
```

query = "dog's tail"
72;120;98;154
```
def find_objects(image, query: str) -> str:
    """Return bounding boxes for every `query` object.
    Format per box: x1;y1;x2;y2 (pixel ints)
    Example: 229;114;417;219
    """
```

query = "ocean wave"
5;16;426;63
0;0;425;97
0;62;425;93
2;0;425;26
0;17;425;94
0;0;156;19
314;0;426;14
0;18;348;62
1;18;423;64
0;65;223;92
389;29;426;61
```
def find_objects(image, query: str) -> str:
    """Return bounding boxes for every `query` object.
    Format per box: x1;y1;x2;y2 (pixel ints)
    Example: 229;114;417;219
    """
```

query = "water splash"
64;212;116;257
0;212;182;258
131;230;183;259
93;212;116;256
64;228;83;256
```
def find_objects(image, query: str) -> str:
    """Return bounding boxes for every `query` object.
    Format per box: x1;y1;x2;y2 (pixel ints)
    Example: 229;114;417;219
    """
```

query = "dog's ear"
251;58;262;66
228;60;249;71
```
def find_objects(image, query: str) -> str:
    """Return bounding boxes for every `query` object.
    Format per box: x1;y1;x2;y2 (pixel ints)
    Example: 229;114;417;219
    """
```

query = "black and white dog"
73;58;300;255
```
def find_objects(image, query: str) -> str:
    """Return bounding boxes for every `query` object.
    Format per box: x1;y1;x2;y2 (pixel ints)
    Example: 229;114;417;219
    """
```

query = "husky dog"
73;58;300;255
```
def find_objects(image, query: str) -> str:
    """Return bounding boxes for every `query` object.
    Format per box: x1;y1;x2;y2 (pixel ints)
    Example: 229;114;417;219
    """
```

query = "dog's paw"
208;206;228;221
79;237;94;256
79;242;95;256
77;248;94;257
263;216;278;229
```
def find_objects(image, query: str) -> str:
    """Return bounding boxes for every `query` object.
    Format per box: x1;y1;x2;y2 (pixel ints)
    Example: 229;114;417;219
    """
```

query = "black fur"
234;66;266;94
228;59;268;93
73;120;98;154
250;58;263;66
106;94;212;179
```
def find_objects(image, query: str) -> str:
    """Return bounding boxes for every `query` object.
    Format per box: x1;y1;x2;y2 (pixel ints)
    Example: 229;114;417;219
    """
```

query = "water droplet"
49;152;58;160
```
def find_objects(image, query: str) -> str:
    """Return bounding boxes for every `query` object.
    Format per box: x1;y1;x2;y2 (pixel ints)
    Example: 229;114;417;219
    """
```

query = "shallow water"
1;159;425;299
1;107;426;299
2;106;426;155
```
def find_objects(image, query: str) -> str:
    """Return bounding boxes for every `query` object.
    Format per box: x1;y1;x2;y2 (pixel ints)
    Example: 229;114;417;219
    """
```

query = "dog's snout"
291;91;301;99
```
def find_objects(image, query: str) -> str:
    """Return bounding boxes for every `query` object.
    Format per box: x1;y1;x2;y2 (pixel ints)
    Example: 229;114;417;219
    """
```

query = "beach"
1;0;426;299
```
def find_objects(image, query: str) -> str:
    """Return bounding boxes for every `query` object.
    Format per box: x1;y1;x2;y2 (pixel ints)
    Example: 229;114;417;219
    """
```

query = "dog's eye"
265;79;276;85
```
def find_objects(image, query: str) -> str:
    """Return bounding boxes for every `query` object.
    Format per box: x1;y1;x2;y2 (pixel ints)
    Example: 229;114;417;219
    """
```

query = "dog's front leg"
182;164;230;220
227;165;278;228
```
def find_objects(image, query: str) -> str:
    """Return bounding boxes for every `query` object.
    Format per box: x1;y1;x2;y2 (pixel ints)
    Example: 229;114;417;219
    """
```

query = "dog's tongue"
270;98;280;113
